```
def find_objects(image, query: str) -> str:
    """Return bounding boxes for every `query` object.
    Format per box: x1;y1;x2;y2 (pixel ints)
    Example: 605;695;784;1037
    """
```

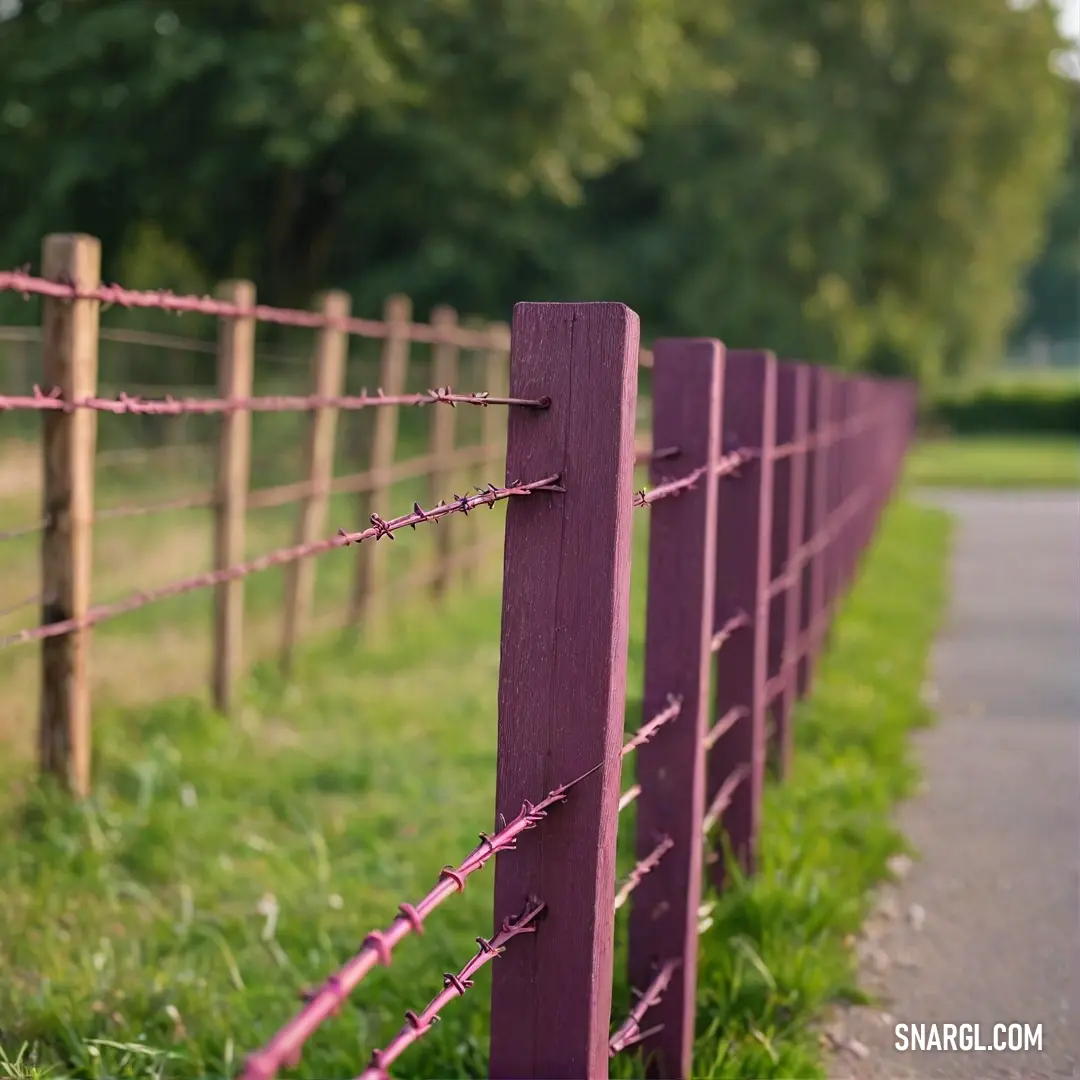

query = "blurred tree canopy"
1012;78;1080;346
0;0;1073;383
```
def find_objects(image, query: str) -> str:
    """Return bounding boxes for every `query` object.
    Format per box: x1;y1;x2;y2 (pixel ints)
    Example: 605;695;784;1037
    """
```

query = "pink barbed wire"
0;475;561;651
621;694;682;758
614;835;675;912
608;958;681;1057
702;765;750;836
355;901;546;1080
710;610;749;653
242;762;598;1080
703;705;747;752
0;384;547;416
633;448;756;508
0;270;504;350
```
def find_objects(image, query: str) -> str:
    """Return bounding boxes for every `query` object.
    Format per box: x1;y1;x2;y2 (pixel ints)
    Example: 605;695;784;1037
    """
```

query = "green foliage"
1013;83;1080;344
928;373;1080;435
0;0;1073;381
0;500;950;1078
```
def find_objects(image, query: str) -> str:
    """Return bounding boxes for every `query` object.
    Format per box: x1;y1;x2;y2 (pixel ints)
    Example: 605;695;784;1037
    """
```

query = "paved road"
831;490;1080;1080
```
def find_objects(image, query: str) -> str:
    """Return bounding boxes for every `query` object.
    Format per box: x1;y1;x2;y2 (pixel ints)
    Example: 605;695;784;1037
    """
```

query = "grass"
906;435;1079;489
0;490;950;1080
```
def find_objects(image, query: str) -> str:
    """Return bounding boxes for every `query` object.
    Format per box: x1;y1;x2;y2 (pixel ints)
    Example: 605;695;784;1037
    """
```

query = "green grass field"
907;436;1079;489
0;493;950;1080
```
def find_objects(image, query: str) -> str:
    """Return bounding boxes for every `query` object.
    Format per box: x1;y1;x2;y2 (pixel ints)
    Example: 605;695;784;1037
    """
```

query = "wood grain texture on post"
39;233;101;798
428;305;460;599
628;338;724;1080
490;302;640;1080
709;349;776;884
211;280;256;715
280;290;350;673
350;294;410;625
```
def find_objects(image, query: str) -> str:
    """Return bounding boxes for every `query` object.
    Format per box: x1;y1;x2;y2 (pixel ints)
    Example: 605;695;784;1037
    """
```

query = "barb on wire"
618;784;641;814
0;475;562;652
703;705;747;752
0;385;548;416
614;835;675;912
0;270;503;349
702;765;750;836
356;901;546;1080
241;761;598;1080
622;694;682;758
710;611;749;653
609;959;681;1057
633;465;706;508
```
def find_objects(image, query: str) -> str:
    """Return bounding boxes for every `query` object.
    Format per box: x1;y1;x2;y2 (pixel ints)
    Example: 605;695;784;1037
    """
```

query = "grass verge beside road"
907;435;1078;489
0;499;950;1079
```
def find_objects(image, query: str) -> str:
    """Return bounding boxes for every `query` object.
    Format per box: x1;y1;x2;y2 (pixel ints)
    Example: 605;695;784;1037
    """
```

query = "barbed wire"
241;762;598;1080
0;385;548;416
0;475;561;651
621;694;682;758
614;835;675;912
0;518;49;544
703;705;748;752
608;958;681;1057
0;592;41;620
632;448;756;508
702;765;750;836
355;901;545;1080
711;611;750;653
0;270;504;350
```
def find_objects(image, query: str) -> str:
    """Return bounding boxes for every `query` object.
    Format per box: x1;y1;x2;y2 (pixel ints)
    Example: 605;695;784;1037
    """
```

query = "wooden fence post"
797;367;828;699
627;338;724;1079
211;280;256;715
38;233;101;797
349;294;411;625
489;302;639;1080
280;290;350;673
428;305;460;598
819;369;842;652
768;362;810;777
709;349;776;883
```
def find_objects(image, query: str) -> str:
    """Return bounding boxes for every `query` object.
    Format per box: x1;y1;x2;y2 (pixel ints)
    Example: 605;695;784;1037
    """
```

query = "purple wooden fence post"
774;364;809;774
709;349;776;884
823;370;844;624
490;302;640;1080
798;367;830;698
627;338;724;1080
765;363;807;776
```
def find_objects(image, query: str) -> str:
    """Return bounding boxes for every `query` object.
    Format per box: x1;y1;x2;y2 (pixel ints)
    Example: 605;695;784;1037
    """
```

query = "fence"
0;236;915;1079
